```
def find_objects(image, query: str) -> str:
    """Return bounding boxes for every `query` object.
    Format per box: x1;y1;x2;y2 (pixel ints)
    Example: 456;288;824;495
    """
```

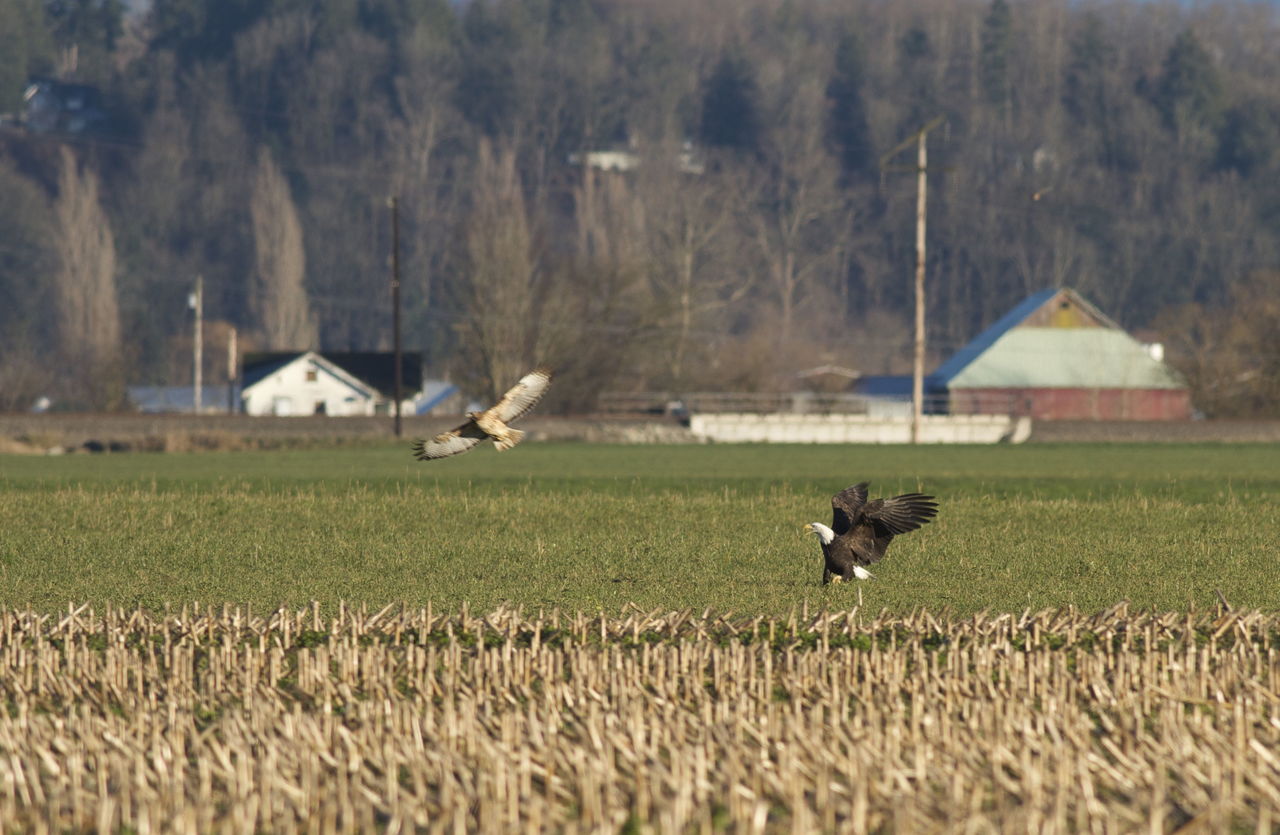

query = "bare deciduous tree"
453;140;543;403
52;147;121;405
633;152;752;389
544;167;652;410
1154;271;1280;417
250;146;317;350
749;74;850;356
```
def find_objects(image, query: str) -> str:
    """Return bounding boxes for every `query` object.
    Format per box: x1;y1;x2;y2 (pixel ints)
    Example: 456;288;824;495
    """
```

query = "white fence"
688;413;1032;444
599;391;1031;417
599;391;944;416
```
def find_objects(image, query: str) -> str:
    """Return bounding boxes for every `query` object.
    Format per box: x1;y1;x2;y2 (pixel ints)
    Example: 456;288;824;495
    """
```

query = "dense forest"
1;0;1278;414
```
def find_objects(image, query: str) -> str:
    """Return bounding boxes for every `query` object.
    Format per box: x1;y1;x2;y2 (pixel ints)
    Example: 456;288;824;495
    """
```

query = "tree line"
1;0;1277;414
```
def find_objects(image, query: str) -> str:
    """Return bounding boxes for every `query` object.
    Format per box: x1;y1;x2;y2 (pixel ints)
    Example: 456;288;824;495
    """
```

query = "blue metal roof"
128;385;236;413
855;375;947;396
930;288;1059;385
414;381;460;414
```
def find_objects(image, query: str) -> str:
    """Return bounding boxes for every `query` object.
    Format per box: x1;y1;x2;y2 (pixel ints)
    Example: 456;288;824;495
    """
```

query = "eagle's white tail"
494;428;526;452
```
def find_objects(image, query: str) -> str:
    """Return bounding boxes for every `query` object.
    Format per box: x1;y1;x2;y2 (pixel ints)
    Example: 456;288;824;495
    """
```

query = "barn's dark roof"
241;352;422;396
240;353;302;389
321;352;423;397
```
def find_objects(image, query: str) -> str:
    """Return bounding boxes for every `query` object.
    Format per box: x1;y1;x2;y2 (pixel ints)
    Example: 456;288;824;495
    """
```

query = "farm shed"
240;352;381;416
240;351;434;417
934;288;1191;420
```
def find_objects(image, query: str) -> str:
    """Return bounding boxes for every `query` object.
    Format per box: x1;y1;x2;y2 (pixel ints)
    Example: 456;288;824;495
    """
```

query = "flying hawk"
411;368;552;460
806;482;937;585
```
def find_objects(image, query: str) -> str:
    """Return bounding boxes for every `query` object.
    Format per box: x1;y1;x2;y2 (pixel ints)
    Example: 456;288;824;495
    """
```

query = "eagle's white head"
805;522;835;544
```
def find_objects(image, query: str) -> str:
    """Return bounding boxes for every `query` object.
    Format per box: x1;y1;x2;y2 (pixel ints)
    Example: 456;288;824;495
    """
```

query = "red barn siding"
951;388;1192;420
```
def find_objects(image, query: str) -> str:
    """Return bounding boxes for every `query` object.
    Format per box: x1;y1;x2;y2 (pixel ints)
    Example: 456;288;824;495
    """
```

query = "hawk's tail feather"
494;428;526;452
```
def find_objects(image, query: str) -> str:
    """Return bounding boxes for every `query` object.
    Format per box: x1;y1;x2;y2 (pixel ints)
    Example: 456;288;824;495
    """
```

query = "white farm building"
240;352;382;416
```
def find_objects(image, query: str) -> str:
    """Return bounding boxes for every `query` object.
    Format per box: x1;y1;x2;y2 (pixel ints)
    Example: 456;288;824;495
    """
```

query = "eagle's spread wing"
491;367;553;423
830;482;870;535
411;420;489;460
864;493;938;536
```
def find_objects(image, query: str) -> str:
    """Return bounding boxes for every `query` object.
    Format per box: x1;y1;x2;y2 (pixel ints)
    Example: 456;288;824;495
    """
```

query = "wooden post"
912;132;927;444
389;196;403;437
191;276;203;414
226;326;237;414
881;117;943;444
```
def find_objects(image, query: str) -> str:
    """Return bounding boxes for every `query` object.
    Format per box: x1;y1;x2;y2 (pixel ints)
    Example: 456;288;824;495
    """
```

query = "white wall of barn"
241;357;376;417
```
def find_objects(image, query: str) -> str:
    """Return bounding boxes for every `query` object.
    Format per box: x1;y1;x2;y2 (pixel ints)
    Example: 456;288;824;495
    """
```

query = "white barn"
240;351;380;416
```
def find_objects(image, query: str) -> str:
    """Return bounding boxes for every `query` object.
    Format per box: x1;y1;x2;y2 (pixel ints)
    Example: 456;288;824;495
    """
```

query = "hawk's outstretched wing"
830;482;870;535
492;367;553;423
411;420;489;460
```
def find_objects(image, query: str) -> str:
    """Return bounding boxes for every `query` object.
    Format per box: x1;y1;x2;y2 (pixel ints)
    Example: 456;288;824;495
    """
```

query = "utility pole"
190;276;203;414
881;116;943;444
226;325;237;414
389;196;403;438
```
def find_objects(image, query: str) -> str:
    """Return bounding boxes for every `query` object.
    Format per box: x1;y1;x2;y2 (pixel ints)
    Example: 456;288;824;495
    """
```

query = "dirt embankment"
1027;419;1280;443
0;413;700;454
1;413;1278;454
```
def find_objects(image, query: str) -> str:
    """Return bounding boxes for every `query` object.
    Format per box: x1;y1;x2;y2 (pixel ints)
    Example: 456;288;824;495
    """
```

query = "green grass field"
1;443;1277;615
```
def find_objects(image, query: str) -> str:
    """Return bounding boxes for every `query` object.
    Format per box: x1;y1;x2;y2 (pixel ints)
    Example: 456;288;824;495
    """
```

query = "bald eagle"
411;368;553;460
806;482;937;585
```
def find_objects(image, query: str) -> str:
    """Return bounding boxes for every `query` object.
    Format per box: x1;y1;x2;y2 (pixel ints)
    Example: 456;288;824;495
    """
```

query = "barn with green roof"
937;288;1190;420
858;288;1191;420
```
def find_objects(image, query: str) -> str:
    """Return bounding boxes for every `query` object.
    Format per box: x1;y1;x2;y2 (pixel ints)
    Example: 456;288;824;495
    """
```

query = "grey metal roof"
947;328;1184;389
932;288;1182;390
931;289;1058;385
128;385;236;413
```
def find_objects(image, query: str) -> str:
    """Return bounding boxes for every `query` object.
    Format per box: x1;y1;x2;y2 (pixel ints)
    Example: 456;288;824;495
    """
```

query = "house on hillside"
22;77;109;135
239;351;437;416
567;140;705;176
857;288;1191;420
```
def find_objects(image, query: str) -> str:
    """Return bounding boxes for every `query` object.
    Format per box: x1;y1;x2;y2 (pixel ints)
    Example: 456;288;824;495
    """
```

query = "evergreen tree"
1152;29;1224;136
826;30;874;180
897;25;937;127
699;49;761;153
1062;13;1135;170
359;0;454;42
899;26;930;62
1063;14;1110;127
979;0;1012;110
0;0;52;110
46;0;124;55
149;0;264;64
454;0;523;138
1216;104;1277;176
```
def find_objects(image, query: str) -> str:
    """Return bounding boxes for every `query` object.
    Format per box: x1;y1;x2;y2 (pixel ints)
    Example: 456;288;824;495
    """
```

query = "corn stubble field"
2;602;1279;832
2;443;1280;830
